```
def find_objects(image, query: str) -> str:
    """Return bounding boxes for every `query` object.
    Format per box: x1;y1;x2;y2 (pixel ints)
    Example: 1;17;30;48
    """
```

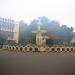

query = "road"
0;49;75;75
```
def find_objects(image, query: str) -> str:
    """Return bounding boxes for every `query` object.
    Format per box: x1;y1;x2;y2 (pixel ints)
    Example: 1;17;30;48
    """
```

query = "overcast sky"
0;0;75;31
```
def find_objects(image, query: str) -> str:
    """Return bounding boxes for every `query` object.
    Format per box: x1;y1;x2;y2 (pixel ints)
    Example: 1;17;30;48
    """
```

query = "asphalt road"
0;50;75;75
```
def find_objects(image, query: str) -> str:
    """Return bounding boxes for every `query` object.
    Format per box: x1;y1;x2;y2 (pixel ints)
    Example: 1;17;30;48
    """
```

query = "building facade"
70;33;75;44
0;17;19;43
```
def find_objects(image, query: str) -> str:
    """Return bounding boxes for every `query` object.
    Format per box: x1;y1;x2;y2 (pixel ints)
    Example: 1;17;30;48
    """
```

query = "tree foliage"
11;17;74;45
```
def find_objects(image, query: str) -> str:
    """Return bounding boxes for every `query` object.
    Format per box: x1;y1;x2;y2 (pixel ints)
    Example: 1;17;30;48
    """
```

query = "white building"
0;17;19;43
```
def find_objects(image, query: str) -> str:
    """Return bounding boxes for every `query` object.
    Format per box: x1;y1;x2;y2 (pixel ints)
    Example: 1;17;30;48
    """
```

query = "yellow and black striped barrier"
1;45;75;53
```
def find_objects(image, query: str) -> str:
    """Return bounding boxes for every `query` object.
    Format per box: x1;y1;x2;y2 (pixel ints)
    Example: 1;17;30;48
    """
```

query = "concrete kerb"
1;45;75;53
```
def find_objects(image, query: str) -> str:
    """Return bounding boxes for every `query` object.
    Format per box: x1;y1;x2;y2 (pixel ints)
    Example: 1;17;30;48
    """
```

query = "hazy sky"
0;0;75;31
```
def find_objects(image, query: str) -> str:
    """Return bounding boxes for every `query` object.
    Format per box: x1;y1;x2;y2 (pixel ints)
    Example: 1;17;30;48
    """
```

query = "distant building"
70;33;75;44
0;17;19;43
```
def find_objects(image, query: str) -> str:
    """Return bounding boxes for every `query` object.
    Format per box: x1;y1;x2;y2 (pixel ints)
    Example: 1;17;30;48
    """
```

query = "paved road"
0;49;75;75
